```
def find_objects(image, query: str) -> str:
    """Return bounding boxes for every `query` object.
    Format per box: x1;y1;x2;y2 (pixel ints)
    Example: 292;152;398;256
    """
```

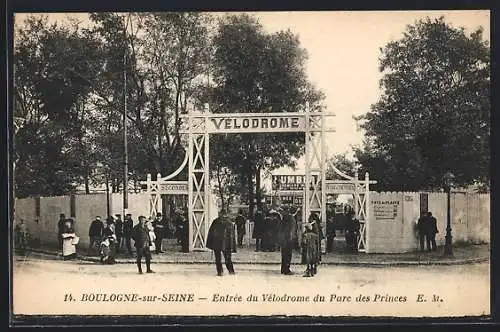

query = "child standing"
302;222;320;277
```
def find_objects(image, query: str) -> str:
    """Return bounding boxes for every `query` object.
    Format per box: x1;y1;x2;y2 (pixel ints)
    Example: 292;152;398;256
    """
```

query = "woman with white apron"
61;218;78;260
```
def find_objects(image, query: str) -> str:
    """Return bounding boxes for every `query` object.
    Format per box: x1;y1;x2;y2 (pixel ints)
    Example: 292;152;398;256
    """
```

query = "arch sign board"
180;112;309;134
158;181;188;195
272;175;361;194
207;114;305;133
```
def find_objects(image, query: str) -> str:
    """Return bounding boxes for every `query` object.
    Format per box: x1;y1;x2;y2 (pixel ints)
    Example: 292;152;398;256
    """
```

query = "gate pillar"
304;103;326;252
187;106;210;251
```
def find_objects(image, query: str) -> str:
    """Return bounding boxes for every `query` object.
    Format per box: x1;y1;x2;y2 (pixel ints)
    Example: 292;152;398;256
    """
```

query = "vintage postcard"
11;10;490;321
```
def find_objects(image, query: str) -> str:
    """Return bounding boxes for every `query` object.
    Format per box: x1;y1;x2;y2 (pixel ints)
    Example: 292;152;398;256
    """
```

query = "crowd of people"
85;209;190;265
206;202;362;277
14;202;372;277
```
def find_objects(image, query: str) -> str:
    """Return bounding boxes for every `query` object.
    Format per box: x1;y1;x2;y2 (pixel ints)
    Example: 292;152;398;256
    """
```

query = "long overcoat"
277;211;297;247
206;216;235;252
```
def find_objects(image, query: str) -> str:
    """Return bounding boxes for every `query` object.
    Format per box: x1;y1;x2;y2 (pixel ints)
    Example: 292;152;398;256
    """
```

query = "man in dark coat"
265;207;281;252
115;214;123;253
345;211;360;253
206;211;235;276
123;214;134;255
262;212;273;252
132;216;154;274
278;206;297;275
253;208;265;252
426;212;438;251
173;209;185;245
152;212;166;254
235;209;246;248
417;212;428;252
88;216;104;251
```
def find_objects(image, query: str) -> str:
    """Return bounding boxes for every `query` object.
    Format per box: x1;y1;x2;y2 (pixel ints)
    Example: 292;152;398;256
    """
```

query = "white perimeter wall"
368;192;490;253
14;191;489;253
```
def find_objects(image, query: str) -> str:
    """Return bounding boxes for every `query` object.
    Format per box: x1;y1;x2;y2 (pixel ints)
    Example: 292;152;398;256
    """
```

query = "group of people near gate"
252;204;362;256
86;209;190;265
207;203;324;277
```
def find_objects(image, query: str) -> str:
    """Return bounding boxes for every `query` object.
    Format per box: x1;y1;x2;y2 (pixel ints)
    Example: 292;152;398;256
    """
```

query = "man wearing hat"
206;209;236;276
132;216;154;274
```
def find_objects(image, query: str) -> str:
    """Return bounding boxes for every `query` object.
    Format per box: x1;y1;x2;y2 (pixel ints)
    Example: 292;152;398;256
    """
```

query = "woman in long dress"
61;218;78;260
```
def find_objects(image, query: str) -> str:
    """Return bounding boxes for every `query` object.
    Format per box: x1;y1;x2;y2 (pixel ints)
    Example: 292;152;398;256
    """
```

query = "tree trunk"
105;176;110;217
255;165;262;209
216;164;225;212
84;172;90;194
247;166;255;218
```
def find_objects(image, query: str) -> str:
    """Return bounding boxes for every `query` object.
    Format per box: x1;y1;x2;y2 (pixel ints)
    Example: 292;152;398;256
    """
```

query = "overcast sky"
14;10;490;176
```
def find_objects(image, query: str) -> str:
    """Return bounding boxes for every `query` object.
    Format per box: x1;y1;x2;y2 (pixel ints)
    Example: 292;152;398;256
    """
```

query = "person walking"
426;212;439;251
88;216;104;252
206;209;236;276
132;216;154;274
235;209;246;248
253;207;265;252
277;206;297;275
123;214;134;255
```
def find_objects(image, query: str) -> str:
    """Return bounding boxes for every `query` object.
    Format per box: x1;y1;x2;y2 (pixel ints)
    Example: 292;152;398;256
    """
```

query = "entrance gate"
142;104;374;252
324;164;377;252
179;104;334;251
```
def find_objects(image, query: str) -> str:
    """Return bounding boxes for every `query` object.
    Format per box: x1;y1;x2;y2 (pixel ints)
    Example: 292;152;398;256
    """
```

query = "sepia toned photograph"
11;10;490;321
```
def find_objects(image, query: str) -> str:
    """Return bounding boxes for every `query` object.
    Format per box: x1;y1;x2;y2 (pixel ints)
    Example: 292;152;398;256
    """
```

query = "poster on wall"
373;200;399;221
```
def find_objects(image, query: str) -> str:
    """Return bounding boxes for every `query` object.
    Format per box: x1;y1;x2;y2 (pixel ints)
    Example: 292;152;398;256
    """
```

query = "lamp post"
442;172;455;257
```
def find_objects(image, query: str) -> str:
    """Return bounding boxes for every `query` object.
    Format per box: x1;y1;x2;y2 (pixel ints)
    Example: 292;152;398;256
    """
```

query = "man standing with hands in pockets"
132;216;154;274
